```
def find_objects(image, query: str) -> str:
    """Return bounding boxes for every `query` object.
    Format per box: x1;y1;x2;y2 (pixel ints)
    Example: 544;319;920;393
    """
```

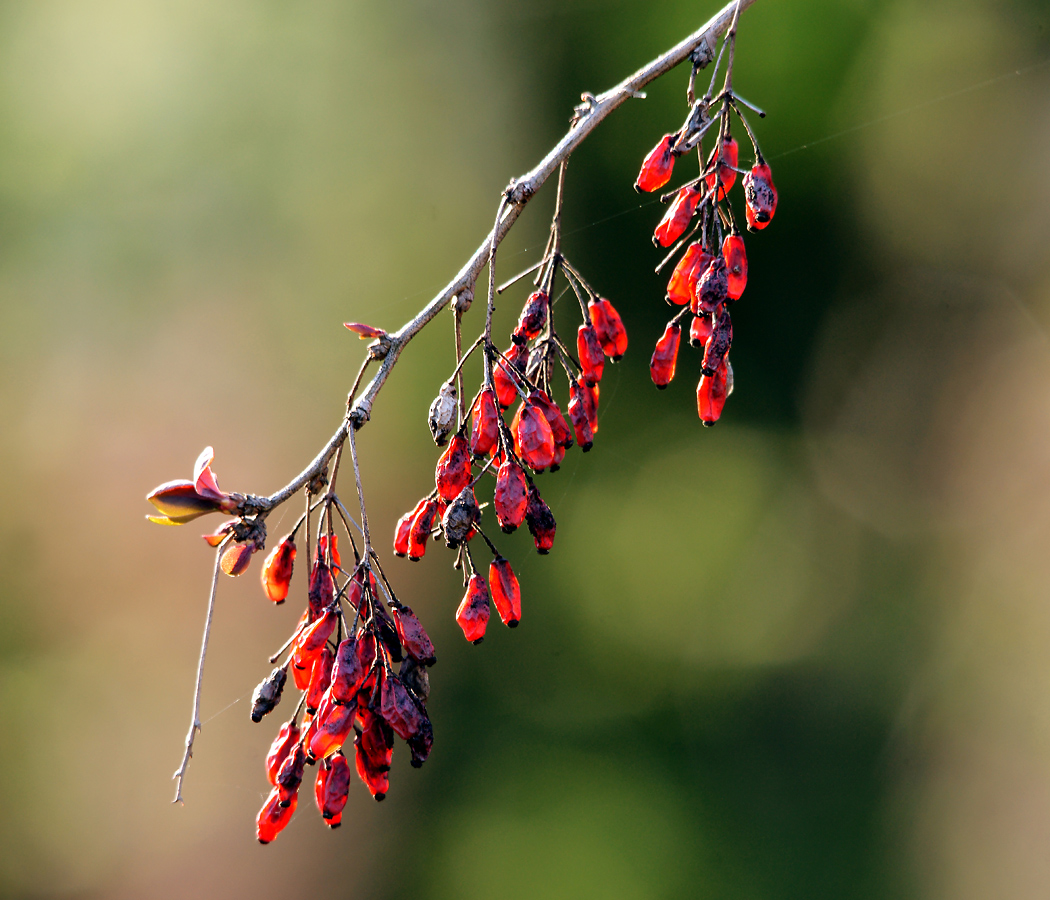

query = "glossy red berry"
379;670;425;741
693;256;728;315
260;536;296;604
318;534;340;569
394;498;426;557
494;344;527;409
354;709;393;801
456;574;490;643
332;633;376;704
653;184;703;247
256;786;296;844
307;556;334;620
722;233;747;300
494;459;528;533
705;136;739;200
702;308;733;376
743;162;777;230
266;721;300;786
306;645;334;714
689;313;714;347
567;378;594;451
577;324;605;386
588;298;628;361
512;291;549;345
392;606;437;666
515;392;556;471
531;390;573;452
697;360;730;426
408;498;438;561
666;243;712;306
649;322;681;389
635;133;676;193
321;752;352;821
489;556;521;627
525;485;556;554
275;741;306;806
309;694;356;761
297;607;337;661
470;388;500;457
435;434;471;503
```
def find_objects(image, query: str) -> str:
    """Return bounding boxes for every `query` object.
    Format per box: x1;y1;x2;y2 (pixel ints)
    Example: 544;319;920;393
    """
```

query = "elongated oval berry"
257;786;296;844
428;380;458;446
494;460;528;533
581;380;599;433
470;388;500;457
697;360;730;426
251;666;287;722
308;695;356;761
291;645;313;691
689;313;714;348
667;243;712;306
743;162;777;230
314;760;329;816
393;606;437;666
702;308;733;376
380;671;425;741
332;633;376;703
307;557;334;620
567;378;594;451
318;534;340;569
266;721;300;786
220;541;255;577
409;717;434;768
525;485;556;554
531;390;573;450
322;752;352;820
577;324;605;386
653;184;703;247
435;434;471;503
635;133;676;193
297;608;337;660
693;256;728;315
494;344;527;409
512;291;549;345
516;393;555;471
705;136;739;200
355;710;393;801
306;645;334;714
649;322;681;389
260;536;296;604
276;741;306;806
394;498;426;557
489;557;521;627
408;498;438;561
588;298;628;361
456;574;490;643
722;233;747;300
442;485;478;548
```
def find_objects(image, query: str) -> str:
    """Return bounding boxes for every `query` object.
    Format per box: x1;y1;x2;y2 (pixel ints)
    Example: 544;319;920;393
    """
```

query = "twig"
172;537;229;804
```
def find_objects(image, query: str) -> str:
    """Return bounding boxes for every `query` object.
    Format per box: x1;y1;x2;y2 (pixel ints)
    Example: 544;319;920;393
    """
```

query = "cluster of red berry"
393;206;626;643
635;13;776;425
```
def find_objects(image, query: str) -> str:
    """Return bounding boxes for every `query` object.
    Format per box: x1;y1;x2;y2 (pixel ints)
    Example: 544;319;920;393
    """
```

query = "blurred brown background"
1;0;1050;897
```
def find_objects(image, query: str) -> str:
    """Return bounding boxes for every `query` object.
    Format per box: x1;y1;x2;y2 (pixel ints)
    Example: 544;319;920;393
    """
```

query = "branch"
245;0;756;517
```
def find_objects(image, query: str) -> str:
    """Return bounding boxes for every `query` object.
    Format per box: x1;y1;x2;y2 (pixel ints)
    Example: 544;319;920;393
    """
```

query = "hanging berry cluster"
393;161;625;644
635;4;776;425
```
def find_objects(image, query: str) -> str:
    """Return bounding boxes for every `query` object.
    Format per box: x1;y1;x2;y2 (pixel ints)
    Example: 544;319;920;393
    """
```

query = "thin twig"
172;537;229;804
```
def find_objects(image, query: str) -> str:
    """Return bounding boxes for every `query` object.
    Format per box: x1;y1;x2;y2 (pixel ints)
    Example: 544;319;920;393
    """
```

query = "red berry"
567;378;594;451
576;324;605;386
332;632;376;703
435;434;471;503
275;740;306;806
394;499;426;557
531;390;573;451
321;752;352;821
266;721;300;786
307;556;334;620
305;645;334;714
649;322;681;389
702;308;732;376
470;388;500;457
512;290;549;345
525;485;556;554
581;380;599;434
743;162;777;230
408;498;439;561
693;256;728;315
722;233;747;300
354;709;393;801
515;392;556;471
489;556;521;627
256;786;296;844
318;534;340;569
379;670;426;741
260;536;296;604
653;184;703;247
635;133;676;193
392;606;437;666
704;136;739;200
666;243;711;306
220;542;255;576
308;691;356;761
297;608;337;661
494;459;528;533
456;574;490;643
689;313;714;347
494;344;527;409
588;298;628;360
697;361;730;426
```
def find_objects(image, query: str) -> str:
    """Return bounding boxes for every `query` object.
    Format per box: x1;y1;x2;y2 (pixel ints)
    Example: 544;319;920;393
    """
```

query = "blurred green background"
1;0;1050;897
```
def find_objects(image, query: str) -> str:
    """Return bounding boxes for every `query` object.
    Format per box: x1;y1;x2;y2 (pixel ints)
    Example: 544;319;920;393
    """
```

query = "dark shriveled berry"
512;291;549;345
701;308;733;377
743;162;777;230
251;666;287;722
693;256;728;315
428;380;458;446
442;485;478;549
399;655;431;703
393;605;437;666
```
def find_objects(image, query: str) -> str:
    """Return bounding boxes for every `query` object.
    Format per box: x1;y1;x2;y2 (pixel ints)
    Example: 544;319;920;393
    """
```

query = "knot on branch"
452;285;474;313
504;179;534;206
307;468;329;496
691;35;716;69
571;92;598;126
236;493;272;517
347;403;371;430
367;333;394;360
